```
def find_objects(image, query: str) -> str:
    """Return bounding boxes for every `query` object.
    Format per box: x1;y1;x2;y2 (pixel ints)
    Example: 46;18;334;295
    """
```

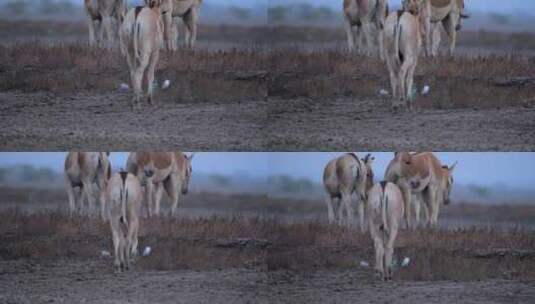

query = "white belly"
172;0;196;17
431;4;453;23
152;166;173;184
85;0;100;19
345;0;376;23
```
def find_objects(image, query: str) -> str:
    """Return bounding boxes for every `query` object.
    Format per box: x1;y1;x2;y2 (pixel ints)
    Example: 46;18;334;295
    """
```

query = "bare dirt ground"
2;259;534;304
266;97;535;151
0;259;268;304
3;92;534;150
1;21;535;151
0;91;268;151
1;188;535;303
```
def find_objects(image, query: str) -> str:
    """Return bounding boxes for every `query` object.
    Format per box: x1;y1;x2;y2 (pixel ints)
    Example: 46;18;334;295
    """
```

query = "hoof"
407;101;414;112
114;265;122;274
131;97;139;110
374;270;383;280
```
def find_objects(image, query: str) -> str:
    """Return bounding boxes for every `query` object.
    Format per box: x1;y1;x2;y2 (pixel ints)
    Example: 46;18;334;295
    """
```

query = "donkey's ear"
188;153;196;161
363;153;374;165
449;161;458;172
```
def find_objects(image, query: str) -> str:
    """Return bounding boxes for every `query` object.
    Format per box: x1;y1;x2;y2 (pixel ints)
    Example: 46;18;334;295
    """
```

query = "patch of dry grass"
1;40;532;109
1;208;534;282
0;42;268;103
0;19;87;37
269;49;535;109
266;221;535;281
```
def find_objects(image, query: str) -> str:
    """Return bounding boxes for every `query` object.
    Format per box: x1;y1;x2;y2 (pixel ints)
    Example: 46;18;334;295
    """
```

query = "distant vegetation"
468;185;491;198
268;3;337;24
489;13;511;25
0;0;80;19
0;0;266;24
0;165;61;186
208;174;232;187
227;6;252;20
268;175;317;193
0;164;532;203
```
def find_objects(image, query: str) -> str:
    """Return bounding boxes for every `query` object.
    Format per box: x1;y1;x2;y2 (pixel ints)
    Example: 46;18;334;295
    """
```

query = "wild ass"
84;0;127;47
383;0;423;111
385;152;456;228
343;0;388;59
126;152;194;217
106;171;142;273
323;153;375;231
120;0;164;109
367;181;404;281
64;152;111;220
421;0;469;56
160;0;203;50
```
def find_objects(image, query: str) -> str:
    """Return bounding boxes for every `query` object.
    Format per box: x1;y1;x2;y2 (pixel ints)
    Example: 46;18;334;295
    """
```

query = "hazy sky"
0;152;533;189
270;0;535;14
68;0;535;14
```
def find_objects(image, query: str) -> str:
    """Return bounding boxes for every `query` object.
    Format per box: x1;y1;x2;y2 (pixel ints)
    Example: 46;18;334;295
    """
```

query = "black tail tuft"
379;181;388;192
135;6;143;20
119;171;128;185
398;51;405;63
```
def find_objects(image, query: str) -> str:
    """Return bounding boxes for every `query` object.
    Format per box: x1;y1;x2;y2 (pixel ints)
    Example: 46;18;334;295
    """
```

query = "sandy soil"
0;91;268;151
0;258;533;304
0;259;267;304
265;97;535;151
1;92;534;151
267;270;535;304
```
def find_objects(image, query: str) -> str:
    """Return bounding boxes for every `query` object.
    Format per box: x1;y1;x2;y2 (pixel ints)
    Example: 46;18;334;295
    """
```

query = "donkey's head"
145;0;163;9
402;0;421;15
180;153;195;195
362;153;376;192
441;162;457;205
